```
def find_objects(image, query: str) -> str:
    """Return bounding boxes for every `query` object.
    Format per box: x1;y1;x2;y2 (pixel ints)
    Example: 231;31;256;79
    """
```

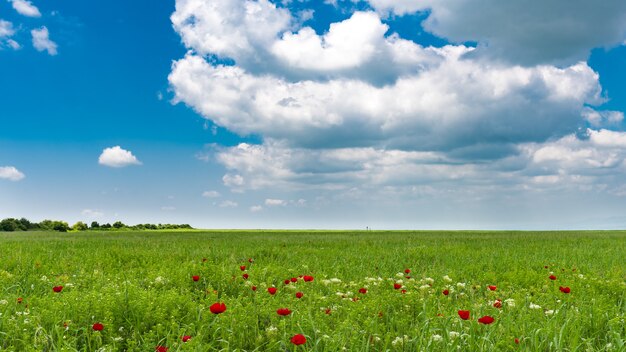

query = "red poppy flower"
458;310;470;320
155;346;169;352
442;289;449;296
404;268;411;274
296;292;303;299
92;323;104;331
52;286;63;293
192;275;200;282
277;308;292;316
544;265;548;269
303;275;314;282
352;297;360;302
478;315;495;324
393;283;402;290
559;286;571;293
248;258;253;263
359;288;367;294
401;289;407;294
493;300;502;308
240;265;246;271
209;302;227;314
515;338;520;344
405;276;411;279
181;335;192;342
242;273;249;279
549;275;557;280
325;308;331;315
268;287;277;295
202;258;208;262
290;334;306;345
290;277;298;282
488;285;497;291
17;297;23;304
251;286;257;291
284;279;290;285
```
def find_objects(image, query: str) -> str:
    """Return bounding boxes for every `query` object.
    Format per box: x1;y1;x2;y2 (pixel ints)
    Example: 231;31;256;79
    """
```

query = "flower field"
0;230;624;351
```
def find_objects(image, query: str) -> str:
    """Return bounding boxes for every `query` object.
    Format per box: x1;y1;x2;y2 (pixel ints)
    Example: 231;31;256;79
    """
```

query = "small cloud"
265;198;287;206
161;206;176;211
250;205;263;212
81;209;103;219
202;190;220;198
219;200;238;208
10;0;41;17
0;20;16;38
223;174;244;187
31;26;57;55
98;146;142;168
6;39;20;50
0;166;25;181
156;91;163;101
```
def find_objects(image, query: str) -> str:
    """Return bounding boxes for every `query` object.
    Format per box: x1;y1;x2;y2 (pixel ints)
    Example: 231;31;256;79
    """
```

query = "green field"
0;230;624;351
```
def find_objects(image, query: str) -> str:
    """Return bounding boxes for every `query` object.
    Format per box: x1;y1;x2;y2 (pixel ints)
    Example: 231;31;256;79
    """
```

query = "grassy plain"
0;230;624;351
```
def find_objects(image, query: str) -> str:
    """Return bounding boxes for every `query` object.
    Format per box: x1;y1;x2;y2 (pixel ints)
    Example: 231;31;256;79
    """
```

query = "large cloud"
169;0;625;199
366;0;626;65
31;26;57;55
9;0;41;18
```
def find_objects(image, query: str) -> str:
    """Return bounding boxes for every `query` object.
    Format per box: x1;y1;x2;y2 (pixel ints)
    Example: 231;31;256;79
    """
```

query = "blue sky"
2;0;626;229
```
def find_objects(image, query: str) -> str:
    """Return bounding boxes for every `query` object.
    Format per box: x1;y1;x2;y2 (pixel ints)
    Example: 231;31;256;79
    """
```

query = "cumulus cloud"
0;166;25;181
170;0;626;204
31;26;57;55
219;200;238;208
0;20;20;50
98;146;142;168
202;190;221;198
265;198;287;206
10;0;41;17
365;0;626;65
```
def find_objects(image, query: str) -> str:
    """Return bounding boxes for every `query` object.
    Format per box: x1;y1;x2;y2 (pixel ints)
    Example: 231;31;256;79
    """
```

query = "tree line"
0;218;193;232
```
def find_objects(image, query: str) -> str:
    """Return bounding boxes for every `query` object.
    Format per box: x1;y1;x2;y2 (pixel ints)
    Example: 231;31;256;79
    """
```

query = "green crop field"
0;230;624;351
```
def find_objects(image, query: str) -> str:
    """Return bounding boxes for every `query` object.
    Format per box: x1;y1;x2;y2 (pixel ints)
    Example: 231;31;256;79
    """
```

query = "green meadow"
0;230;624;351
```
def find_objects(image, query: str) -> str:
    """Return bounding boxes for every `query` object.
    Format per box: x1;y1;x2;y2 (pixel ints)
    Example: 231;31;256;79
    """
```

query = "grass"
0;230;624;351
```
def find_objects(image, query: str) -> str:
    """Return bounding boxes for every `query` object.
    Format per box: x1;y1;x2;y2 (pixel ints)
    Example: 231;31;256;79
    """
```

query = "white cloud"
272;12;388;71
170;0;626;212
6;39;20;50
365;0;626;65
31;26;57;55
219;200;238;208
250;205;263;212
202;190;221;198
0;166;25;181
81;209;103;219
10;0;41;17
222;174;244;187
98;146;142;168
170;52;602;153
0;20;15;37
265;198;287;206
161;206;176;211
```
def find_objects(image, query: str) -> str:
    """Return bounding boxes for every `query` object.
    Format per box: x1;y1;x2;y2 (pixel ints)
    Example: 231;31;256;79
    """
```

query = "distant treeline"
0;218;193;232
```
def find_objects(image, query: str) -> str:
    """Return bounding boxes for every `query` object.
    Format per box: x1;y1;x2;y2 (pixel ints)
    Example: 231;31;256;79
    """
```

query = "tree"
0;218;18;231
112;221;125;229
72;221;88;231
52;221;70;232
90;221;100;229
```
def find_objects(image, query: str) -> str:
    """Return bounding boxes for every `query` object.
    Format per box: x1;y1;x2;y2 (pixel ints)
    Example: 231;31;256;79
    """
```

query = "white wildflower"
529;303;541;310
504;298;515;307
456;282;466;289
419;285;431;290
424;277;434;284
443;275;453;282
431;334;443;342
396;272;405;278
448;331;460;339
330;278;342;283
0;300;8;305
545;310;554;316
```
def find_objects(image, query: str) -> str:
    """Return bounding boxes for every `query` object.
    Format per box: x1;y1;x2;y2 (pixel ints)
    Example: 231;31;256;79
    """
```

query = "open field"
0;230;624;351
